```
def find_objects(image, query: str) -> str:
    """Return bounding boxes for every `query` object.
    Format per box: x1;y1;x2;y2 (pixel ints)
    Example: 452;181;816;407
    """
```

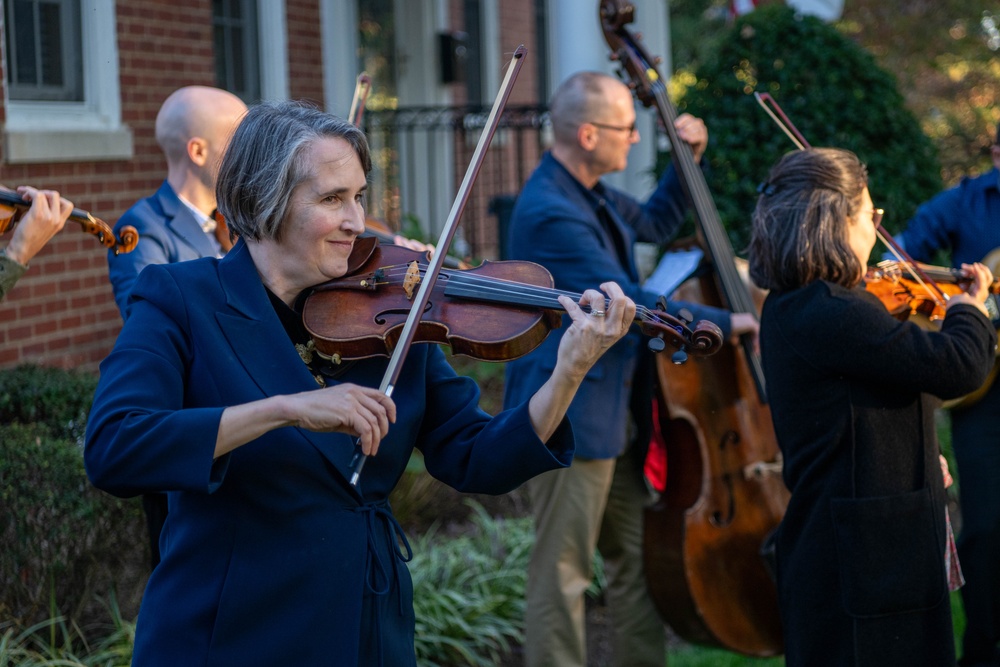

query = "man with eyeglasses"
503;70;758;667
892;121;1000;667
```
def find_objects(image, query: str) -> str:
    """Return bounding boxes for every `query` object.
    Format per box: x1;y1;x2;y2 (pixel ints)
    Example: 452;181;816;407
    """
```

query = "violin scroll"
0;187;138;255
638;303;724;364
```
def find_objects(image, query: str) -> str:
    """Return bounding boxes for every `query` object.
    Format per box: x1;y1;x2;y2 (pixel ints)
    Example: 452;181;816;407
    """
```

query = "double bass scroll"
600;0;787;656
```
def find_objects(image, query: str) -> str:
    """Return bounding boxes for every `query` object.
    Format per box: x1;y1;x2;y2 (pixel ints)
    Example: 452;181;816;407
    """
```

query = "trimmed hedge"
671;4;942;252
0;366;148;636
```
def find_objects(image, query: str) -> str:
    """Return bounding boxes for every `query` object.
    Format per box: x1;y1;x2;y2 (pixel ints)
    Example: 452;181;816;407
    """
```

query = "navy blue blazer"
503;153;731;460
108;180;219;319
85;240;574;666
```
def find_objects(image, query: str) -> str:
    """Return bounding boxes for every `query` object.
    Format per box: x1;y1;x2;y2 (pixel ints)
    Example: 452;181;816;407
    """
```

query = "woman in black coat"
747;148;996;667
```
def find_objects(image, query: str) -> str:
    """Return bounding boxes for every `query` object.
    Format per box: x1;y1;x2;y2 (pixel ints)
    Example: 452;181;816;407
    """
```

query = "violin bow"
348;46;528;487
753;92;948;307
348;73;372;127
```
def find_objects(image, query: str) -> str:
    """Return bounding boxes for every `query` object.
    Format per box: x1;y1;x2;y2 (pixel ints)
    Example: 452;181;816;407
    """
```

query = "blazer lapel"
215;242;362;494
595;199;639;281
155;183;219;258
548;156;639;281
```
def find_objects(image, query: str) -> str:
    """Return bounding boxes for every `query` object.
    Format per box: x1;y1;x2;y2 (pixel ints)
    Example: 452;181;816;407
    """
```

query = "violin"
754;92;983;323
0;187;138;255
301;236;724;363
865;259;1000;322
211;209;236;253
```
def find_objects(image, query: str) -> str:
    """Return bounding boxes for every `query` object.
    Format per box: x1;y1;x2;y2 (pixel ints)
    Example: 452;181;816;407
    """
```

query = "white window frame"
2;0;132;163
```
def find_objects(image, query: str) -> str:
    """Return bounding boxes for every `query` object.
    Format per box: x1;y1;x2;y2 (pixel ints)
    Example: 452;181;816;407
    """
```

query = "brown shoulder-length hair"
748;147;868;291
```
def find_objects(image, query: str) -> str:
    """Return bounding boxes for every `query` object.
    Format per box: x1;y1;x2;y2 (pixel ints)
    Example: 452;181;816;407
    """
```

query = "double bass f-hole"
711;431;739;528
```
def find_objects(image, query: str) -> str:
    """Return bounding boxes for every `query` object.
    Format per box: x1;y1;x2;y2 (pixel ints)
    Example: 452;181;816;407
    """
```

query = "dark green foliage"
0;367;148;638
675;5;942;252
410;502;532;667
0;364;99;443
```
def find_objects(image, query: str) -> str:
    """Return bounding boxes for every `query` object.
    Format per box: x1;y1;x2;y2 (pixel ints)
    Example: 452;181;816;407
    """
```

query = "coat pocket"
829;487;947;618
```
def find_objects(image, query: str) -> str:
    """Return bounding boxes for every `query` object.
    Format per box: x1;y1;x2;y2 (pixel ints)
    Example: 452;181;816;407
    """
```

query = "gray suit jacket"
108;181;218;319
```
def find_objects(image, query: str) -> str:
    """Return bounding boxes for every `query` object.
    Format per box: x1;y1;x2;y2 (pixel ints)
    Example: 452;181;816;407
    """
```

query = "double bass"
600;0;787;656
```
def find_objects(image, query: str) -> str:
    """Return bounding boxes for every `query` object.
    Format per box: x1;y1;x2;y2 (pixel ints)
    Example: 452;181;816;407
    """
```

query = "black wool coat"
760;280;995;667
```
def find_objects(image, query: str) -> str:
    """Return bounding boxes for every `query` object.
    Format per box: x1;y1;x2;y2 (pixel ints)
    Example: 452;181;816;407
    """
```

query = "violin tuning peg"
671;348;688;365
648;336;666;354
677;308;694;326
657;295;669;312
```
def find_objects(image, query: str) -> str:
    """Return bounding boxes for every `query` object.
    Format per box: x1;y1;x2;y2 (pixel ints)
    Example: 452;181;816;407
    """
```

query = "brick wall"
0;0;540;370
0;1;218;371
286;0;325;106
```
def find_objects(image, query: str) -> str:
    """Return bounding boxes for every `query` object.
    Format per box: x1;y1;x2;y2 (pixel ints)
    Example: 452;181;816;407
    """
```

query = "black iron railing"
362;104;549;261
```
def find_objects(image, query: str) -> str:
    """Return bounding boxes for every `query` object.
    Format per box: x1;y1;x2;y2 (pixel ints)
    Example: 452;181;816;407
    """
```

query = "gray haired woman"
84;99;636;665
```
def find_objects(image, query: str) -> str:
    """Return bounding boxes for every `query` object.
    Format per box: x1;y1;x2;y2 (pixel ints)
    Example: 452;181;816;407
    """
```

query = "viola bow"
754;91;949;309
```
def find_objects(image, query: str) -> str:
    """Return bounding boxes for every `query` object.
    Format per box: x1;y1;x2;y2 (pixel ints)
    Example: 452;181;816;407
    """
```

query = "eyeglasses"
872;208;884;229
588;121;637;136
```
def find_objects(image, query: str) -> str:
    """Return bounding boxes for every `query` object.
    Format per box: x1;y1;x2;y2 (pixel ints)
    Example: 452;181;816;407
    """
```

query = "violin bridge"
403;261;421;300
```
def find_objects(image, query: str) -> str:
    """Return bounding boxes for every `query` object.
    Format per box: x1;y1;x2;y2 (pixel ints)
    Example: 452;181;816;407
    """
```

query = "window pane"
4;0;82;101
39;3;64;86
9;1;39;85
212;0;260;103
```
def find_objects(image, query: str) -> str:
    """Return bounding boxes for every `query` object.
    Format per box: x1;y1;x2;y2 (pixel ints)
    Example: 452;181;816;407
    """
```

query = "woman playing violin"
0;186;74;300
748;147;996;667
83;100;636;666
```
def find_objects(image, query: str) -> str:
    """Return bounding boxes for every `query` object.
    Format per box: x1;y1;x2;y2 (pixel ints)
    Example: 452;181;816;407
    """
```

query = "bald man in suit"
108;86;246;567
109;86;247;320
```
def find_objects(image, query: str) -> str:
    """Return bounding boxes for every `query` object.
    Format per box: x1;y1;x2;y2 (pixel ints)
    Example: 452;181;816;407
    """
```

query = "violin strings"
369;263;670;325
875;229;947;306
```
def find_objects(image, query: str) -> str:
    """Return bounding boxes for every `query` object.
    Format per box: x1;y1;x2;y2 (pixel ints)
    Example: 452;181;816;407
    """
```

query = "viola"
865;260;1000;322
601;0;787;656
755;92;1000;411
0;187;138;255
301;236;724;363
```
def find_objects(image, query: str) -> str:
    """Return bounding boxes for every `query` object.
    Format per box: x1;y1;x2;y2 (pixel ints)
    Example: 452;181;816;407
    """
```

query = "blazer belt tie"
354;502;413;610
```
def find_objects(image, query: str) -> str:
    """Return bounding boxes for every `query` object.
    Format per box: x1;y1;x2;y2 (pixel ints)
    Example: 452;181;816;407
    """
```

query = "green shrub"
671;4;942;252
0;365;99;443
0;364;148;639
410;501;533;666
0;594;134;667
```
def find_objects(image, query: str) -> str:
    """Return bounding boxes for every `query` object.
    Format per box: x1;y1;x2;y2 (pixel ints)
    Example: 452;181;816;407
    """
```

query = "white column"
258;0;289;101
320;0;358;115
